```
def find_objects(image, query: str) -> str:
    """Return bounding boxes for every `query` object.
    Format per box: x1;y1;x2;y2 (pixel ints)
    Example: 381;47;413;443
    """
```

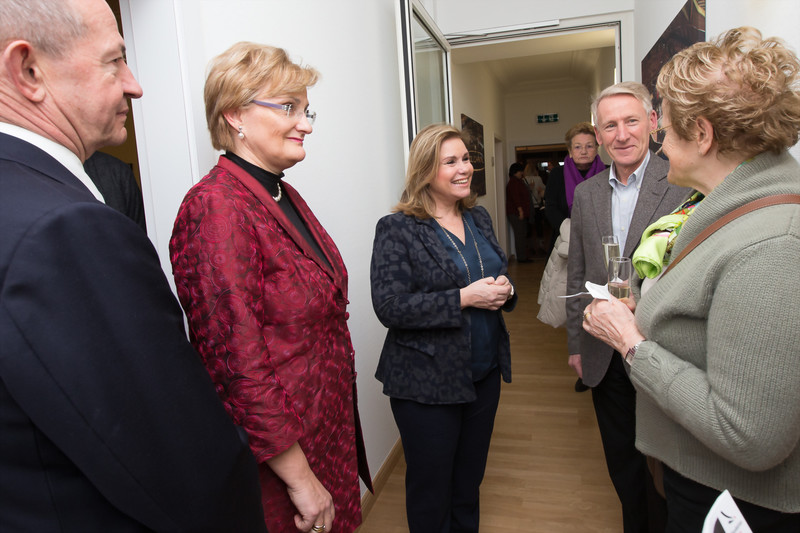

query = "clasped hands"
460;275;513;310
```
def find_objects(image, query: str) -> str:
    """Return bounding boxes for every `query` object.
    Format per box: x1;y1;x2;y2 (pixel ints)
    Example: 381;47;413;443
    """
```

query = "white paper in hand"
559;281;611;300
584;281;611;300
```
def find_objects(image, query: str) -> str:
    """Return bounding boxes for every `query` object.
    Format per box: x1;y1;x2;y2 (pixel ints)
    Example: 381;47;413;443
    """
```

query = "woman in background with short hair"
544;121;606;248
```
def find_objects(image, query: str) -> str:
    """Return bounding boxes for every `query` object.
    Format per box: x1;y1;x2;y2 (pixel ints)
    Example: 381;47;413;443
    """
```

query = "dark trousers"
592;352;667;533
507;215;530;261
390;367;501;533
663;464;800;532
530;207;544;241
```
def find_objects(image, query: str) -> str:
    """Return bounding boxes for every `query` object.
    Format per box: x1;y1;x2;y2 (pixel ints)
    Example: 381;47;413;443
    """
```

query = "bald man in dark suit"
0;0;265;530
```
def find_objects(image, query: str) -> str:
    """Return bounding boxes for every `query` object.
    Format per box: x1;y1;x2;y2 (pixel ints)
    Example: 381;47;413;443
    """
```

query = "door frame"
397;0;453;156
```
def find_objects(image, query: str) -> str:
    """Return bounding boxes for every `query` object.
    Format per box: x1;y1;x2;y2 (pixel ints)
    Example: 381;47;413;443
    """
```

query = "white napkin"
558;281;612;300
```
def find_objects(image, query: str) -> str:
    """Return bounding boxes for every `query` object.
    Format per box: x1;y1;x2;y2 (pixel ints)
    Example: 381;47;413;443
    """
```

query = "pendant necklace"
436;217;484;283
273;182;282;202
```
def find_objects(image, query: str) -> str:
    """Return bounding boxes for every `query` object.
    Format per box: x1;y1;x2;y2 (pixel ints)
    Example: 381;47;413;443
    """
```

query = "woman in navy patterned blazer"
370;124;518;532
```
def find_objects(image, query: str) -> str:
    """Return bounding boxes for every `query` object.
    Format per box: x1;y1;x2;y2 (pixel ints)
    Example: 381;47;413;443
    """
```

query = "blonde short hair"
591;81;653;124
394;124;477;218
204;42;319;151
564;121;596;145
657;26;800;156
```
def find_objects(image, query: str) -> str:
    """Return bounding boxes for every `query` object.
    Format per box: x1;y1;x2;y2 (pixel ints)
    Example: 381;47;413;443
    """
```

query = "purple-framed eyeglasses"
251;100;316;125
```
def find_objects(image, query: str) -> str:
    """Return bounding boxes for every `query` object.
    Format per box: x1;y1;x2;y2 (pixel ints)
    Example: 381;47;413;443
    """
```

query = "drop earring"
238;125;244;139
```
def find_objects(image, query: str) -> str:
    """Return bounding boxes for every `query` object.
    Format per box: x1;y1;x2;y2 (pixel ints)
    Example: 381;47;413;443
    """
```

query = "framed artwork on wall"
461;113;486;196
642;0;706;153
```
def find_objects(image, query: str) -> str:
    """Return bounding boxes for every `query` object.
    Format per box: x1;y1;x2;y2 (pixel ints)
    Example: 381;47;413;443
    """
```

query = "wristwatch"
624;340;644;366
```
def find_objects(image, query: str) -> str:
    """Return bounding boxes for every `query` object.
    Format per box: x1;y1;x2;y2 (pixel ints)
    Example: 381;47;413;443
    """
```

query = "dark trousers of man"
529;207;545;253
662;464;800;532
592;353;667;533
507;215;530;261
390;367;501;533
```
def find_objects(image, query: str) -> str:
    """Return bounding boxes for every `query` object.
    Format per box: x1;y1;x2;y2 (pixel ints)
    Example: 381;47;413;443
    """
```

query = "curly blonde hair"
657;26;800;156
204;42;319;151
394;124;477;218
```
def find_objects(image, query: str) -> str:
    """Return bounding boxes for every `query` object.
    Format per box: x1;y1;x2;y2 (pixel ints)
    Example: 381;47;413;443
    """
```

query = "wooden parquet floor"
357;258;623;532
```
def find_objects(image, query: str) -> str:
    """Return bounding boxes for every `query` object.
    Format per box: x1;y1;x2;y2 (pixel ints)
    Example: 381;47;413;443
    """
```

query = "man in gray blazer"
566;82;689;532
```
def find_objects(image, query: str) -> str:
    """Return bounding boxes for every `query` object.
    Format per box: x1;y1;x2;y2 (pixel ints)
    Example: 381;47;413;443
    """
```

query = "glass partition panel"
411;13;448;130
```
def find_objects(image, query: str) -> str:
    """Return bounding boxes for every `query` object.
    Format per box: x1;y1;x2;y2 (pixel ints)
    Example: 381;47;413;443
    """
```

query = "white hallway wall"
121;0;407;495
501;45;616;156
450;62;507;243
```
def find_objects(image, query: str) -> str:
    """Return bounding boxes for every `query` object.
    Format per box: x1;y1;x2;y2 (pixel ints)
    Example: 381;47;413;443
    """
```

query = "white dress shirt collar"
608;151;651;189
0;121;105;203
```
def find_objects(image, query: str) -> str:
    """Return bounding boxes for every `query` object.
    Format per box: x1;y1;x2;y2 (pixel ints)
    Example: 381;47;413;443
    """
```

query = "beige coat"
537;218;570;327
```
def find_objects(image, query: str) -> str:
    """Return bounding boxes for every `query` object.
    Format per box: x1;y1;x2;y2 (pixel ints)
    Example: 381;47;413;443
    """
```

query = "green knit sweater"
633;151;800;512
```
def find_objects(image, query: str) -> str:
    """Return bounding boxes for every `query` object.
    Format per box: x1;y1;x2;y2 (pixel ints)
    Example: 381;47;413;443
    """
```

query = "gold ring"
311;526;326;532
583;312;591;320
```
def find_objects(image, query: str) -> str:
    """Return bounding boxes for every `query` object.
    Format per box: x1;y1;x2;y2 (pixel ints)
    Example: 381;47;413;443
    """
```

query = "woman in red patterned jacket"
170;42;371;533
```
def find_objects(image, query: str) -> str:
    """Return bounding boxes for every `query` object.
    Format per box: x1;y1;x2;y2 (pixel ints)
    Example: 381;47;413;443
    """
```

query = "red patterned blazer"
170;155;371;532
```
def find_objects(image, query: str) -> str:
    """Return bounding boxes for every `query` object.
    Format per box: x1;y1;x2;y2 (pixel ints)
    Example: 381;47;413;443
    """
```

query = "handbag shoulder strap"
662;193;800;277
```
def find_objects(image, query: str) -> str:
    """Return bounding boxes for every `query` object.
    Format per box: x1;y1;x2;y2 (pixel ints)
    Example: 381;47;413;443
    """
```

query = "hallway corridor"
358;259;623;532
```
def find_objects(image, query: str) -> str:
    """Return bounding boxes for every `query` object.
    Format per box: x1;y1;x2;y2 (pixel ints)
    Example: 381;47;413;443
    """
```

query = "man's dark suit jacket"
371;206;517;404
565;154;690;387
0;133;266;532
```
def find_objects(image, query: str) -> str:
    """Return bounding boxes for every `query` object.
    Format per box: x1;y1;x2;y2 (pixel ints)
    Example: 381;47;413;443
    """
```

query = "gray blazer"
565;153;689;387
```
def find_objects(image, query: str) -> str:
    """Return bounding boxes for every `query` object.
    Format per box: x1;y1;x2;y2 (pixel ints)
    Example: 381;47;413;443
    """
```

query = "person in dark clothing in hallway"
506;162;532;262
84;151;147;231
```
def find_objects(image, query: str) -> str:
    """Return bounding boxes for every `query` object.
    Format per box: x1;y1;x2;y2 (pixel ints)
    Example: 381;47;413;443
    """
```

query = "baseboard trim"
361;438;403;520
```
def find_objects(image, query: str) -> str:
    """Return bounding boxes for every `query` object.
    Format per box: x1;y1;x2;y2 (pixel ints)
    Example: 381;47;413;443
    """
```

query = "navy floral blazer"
370;206;517;404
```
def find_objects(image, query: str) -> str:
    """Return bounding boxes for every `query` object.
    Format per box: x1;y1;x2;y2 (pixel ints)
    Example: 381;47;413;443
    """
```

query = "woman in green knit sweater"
582;27;800;531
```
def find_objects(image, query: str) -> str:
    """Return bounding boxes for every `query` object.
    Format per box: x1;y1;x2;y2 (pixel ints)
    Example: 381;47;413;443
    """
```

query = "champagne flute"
608;257;632;300
602;235;620;268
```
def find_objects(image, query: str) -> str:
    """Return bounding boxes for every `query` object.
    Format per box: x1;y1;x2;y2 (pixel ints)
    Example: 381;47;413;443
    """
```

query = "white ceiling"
450;28;616;90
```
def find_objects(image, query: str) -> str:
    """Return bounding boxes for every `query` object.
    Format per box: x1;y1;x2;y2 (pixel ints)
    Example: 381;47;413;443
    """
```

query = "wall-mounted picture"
461;113;486;196
642;0;706;153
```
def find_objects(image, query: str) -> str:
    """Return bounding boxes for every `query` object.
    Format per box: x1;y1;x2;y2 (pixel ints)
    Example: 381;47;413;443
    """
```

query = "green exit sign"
537;113;559;123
